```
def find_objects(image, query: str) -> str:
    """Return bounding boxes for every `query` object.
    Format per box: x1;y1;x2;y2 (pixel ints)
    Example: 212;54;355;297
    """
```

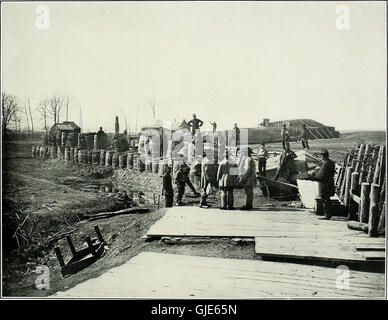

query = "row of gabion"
31;145;169;174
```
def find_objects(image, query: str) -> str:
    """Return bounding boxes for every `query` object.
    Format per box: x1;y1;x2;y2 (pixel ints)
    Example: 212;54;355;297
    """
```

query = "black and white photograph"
1;0;386;303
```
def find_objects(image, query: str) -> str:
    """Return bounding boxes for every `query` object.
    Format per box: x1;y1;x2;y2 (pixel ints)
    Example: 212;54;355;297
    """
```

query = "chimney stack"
115;116;119;135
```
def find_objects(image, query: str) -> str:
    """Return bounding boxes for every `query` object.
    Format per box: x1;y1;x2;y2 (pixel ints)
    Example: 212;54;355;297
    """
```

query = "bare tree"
1;92;19;133
37;99;49;134
23;101;30;132
27;98;34;132
148;97;156;119
46;93;71;124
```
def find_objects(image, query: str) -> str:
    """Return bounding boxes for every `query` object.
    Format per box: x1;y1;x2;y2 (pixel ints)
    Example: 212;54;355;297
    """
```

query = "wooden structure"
145;207;385;268
334;144;386;237
52;252;384;298
54;225;106;277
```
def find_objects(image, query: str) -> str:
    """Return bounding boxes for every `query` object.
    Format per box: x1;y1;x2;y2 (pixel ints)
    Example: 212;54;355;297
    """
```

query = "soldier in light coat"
217;150;238;210
238;147;257;210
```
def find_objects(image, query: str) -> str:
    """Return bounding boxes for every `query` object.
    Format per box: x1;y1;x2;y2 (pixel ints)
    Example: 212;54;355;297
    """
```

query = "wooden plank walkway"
146;207;385;263
52;252;385;298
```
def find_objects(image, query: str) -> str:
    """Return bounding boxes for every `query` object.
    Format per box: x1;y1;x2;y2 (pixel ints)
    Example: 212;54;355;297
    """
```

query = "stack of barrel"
336;144;386;236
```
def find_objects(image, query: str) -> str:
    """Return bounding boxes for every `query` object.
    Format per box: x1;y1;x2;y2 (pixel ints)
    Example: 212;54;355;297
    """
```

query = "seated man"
274;142;297;181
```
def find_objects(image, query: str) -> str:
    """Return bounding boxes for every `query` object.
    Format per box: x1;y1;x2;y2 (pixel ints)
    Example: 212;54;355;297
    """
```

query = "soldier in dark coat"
174;165;186;206
187;114;204;137
309;149;335;219
161;166;173;207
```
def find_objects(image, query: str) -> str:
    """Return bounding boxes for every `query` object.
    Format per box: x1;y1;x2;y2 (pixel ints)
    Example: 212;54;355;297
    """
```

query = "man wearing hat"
310;149;336;219
238;147;257;210
281;124;290;150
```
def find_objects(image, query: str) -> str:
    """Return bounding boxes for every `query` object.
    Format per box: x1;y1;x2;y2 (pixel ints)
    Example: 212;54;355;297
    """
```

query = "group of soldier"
161;117;335;219
161;146;257;211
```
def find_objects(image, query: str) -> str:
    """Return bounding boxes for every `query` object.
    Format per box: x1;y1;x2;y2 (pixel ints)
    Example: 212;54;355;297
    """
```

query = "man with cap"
217;149;238;210
281;124;290;150
309;149;335;219
187;114;204;137
238;147;257;210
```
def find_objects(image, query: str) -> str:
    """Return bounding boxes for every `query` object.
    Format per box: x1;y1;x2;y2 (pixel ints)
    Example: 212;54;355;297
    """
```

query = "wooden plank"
255;237;385;263
52;252;385;298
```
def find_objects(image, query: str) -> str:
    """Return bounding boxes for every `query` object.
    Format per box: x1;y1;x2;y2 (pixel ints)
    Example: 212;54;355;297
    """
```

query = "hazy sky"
1;1;386;133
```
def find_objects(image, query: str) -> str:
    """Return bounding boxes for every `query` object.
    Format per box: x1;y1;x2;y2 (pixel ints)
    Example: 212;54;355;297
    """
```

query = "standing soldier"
238;147;257;210
187;114;204;137
298;124;310;149
309;149;335;220
199;150;213;208
257;142;269;176
174;164;187;206
161;166;173;207
281;124;290;150
210;121;217;133
231;123;240;146
217;150;237;210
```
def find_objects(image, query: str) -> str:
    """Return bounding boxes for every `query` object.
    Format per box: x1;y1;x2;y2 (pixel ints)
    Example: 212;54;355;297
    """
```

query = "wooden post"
349;171;360;221
368;183;381;237
377;205;385;235
354;144;365;172
360;182;371;223
350;172;360;195
373;146;383;185
347;221;368;233
54;247;65;268
86;236;96;255
344;167;353;208
66;235;77;257
94;225;104;243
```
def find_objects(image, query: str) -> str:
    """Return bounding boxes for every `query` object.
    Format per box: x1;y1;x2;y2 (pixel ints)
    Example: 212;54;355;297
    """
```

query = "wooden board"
255;238;385;263
146;207;385;264
146;207;372;239
52;252;385;298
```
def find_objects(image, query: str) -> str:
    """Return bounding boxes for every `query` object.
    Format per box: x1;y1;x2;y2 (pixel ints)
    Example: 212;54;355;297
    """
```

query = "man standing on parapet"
187;114;204;137
298;124;310;149
238;147;257;210
210;121;217;133
281;124;290;150
309;149;335;220
230;123;240;146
